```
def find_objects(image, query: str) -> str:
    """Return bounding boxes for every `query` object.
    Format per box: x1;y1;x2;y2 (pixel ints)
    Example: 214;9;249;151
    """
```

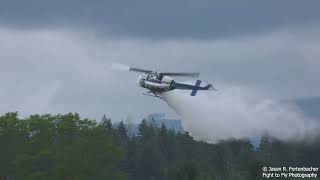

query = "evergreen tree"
117;120;128;141
100;114;113;131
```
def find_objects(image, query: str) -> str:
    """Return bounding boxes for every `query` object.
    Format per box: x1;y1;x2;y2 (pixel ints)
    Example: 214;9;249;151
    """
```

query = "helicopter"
120;65;215;98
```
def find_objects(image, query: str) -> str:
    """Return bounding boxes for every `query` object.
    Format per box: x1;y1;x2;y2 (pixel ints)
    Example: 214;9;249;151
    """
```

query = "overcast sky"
0;0;319;121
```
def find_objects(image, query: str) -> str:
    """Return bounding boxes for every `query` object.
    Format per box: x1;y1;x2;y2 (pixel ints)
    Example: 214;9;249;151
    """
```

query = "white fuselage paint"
138;73;173;93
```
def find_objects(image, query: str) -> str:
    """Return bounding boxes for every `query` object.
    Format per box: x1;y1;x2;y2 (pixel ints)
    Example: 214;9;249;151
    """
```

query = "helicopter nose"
137;76;141;86
137;75;143;86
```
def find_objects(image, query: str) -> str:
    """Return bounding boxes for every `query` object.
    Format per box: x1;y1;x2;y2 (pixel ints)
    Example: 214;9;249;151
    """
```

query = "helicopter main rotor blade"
111;63;131;71
111;63;153;73
162;72;200;77
111;63;198;77
129;67;153;73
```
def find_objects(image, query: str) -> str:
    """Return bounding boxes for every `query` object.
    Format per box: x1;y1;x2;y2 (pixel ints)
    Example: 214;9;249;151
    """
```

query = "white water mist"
162;86;319;143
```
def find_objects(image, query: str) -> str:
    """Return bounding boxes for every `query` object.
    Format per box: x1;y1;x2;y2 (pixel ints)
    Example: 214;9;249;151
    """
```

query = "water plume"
162;86;319;143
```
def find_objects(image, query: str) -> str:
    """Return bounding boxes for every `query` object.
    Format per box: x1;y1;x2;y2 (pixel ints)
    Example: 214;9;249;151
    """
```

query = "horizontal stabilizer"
174;80;213;96
191;80;202;96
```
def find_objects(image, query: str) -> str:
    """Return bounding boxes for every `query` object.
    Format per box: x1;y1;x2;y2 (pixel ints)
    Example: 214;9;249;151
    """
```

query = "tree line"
0;112;319;180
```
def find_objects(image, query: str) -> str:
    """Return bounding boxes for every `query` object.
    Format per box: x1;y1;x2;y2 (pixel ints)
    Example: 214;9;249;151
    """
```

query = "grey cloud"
0;28;319;121
0;0;320;39
0;29;175;120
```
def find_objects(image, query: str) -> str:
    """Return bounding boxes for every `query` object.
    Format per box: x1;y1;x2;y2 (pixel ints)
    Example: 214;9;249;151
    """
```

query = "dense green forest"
0;112;319;180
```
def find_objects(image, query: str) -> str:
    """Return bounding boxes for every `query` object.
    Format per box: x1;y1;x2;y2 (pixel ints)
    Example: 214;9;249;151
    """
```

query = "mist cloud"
163;86;320;143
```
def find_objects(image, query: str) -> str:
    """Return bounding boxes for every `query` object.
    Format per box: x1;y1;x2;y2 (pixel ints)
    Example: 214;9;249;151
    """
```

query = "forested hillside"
0;112;319;180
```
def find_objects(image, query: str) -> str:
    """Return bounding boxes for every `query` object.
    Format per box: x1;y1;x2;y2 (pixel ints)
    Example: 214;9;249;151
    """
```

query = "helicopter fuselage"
138;73;175;93
136;71;213;97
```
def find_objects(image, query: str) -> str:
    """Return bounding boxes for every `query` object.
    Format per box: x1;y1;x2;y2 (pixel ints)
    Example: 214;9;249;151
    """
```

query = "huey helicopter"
113;63;215;98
